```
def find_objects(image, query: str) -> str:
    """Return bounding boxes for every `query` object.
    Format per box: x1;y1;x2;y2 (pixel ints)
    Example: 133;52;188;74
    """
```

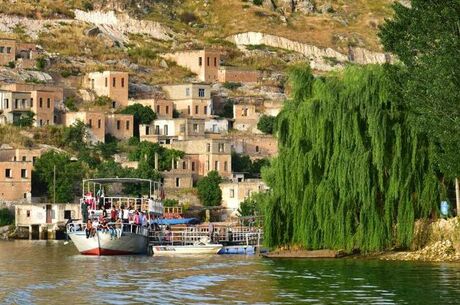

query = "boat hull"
152;244;223;256
69;231;148;255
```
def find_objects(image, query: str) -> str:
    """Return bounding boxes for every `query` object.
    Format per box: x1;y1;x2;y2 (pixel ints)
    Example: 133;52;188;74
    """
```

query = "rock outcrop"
0;14;73;39
228;32;393;71
381;217;460;262
74;10;174;44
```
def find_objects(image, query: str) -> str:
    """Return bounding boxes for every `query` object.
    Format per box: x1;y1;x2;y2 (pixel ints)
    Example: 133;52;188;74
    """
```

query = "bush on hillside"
257;114;276;134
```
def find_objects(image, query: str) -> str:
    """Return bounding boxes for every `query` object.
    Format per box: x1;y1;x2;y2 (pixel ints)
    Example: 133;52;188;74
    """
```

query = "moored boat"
67;178;163;256
152;237;223;256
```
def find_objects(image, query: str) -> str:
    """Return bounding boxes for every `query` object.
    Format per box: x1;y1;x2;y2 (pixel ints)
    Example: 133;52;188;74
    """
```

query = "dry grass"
0;0;89;18
37;23;124;60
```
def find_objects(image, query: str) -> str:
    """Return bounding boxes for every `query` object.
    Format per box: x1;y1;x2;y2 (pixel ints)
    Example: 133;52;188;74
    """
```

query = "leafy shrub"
0;208;14;226
257;114;276;134
163;199;179;207
7;61;15;68
35;57;47;70
94;96;112;106
253;0;263;6
64;96;78;111
222;82;242;90
179;12;198;24
13;111;35;127
82;1;94;11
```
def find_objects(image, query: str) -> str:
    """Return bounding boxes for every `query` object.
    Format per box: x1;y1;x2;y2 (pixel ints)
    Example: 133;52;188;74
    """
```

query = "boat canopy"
83;178;156;184
82;178;163;198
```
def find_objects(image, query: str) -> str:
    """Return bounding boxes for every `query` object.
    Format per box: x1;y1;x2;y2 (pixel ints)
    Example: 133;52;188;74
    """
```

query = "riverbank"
266;217;460;263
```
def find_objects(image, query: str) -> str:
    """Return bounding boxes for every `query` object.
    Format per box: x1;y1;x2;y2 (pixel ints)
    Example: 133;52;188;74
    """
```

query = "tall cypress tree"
263;64;442;252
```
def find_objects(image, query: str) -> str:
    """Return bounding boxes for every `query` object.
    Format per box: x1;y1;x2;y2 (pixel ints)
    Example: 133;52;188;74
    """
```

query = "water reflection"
0;241;459;305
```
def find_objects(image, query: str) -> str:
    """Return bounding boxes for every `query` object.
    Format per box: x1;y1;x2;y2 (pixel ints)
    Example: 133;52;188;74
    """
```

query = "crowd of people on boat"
75;192;164;239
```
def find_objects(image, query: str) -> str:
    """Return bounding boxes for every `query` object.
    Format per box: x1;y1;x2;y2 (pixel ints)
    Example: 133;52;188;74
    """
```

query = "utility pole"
53;165;56;204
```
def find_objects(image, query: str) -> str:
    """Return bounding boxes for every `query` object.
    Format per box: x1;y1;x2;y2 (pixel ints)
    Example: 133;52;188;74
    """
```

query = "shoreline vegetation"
266;217;460;263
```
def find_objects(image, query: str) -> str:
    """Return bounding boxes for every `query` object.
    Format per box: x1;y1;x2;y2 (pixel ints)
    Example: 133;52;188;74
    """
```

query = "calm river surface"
0;241;459;305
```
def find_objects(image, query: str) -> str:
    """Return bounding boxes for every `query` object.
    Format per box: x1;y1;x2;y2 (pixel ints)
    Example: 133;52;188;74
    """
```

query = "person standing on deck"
115;217;123;239
148;197;155;214
110;206;117;222
134;211;140;226
81;201;88;223
123;207;129;224
208;222;214;242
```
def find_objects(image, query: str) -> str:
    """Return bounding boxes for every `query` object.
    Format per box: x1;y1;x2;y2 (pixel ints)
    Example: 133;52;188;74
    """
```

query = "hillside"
0;0;396;82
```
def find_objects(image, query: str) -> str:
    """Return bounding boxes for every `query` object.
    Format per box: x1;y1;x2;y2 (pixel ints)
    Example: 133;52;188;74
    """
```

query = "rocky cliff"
228;31;392;71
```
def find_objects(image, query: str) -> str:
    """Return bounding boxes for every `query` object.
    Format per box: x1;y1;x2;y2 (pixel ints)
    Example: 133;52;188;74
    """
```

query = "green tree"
95;134;119;160
232;153;269;177
263;64;441;251
129;141;184;171
0;208;14;226
238;197;257;217
257;115;276;134
61;120;87;151
197;171;223;207
379;1;460;178
120;104;156;137
13;111;34;127
33;151;83;202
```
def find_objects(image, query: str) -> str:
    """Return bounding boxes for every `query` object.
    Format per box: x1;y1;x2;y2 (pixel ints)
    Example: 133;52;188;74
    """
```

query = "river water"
0;241;459;305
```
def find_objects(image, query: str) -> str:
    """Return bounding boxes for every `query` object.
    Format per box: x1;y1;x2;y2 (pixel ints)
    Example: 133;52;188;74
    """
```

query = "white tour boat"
67;178;164;256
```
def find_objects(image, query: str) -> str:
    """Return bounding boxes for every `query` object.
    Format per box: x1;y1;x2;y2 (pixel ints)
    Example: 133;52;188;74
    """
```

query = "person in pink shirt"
133;211;140;225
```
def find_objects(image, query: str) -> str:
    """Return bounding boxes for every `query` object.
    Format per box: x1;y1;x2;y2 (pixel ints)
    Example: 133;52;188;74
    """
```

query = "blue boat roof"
153;218;200;225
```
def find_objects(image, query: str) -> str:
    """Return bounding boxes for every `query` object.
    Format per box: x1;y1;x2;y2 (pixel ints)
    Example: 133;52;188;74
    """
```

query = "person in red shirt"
110;206;117;222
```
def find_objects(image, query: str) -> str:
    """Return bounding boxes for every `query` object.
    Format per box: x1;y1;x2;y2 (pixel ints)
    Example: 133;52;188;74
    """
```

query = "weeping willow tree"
263;64;442;252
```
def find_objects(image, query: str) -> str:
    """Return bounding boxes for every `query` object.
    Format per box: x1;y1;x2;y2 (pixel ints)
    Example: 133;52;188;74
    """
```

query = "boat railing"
80;197;163;214
149;227;263;246
66;221;150;237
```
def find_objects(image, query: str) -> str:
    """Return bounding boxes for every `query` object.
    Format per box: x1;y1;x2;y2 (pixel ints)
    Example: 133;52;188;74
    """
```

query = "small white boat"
152;237;222;256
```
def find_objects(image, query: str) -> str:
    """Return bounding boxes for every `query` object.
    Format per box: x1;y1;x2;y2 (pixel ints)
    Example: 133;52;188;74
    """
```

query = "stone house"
140;118;205;144
220;178;268;217
162;83;213;119
15;203;81;239
170;138;232;179
161;169;194;189
217;66;260;83
0;38;40;69
105;113;134;140
30;90;56;126
63;111;106;144
0;146;52;203
0;84;63;126
226;134;278;159
128;99;174;119
0;156;33;203
163;49;221;82
0;90;32;124
204;118;229;134
233;103;261;132
84;71;129;108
